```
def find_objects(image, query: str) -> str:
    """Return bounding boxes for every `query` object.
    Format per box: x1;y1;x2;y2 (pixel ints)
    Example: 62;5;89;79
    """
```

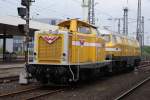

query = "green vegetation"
143;46;150;56
0;48;3;54
16;51;24;56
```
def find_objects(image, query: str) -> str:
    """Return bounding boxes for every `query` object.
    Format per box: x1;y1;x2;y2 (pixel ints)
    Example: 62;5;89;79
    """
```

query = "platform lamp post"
17;0;35;64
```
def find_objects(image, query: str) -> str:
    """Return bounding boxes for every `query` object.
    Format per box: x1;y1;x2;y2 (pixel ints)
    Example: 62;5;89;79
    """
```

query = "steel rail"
0;76;19;83
114;76;150;100
25;89;64;100
0;67;23;70
0;87;41;97
139;64;150;68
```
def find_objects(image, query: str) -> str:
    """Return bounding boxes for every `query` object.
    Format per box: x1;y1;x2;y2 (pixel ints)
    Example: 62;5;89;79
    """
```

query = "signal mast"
82;0;95;25
123;0;129;36
82;0;89;22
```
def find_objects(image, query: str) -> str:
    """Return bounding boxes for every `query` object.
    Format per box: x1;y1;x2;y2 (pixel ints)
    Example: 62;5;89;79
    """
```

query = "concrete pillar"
3;32;6;62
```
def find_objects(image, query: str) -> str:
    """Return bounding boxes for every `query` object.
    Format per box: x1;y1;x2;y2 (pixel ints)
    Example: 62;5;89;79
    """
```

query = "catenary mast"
82;0;89;22
136;0;142;42
82;0;95;24
123;0;128;36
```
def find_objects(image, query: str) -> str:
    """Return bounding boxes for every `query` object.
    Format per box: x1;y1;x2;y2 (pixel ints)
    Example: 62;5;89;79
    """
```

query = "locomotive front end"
33;32;69;65
26;30;72;84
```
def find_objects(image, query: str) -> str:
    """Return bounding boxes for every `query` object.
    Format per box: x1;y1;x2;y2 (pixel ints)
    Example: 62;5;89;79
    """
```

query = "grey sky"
0;0;150;44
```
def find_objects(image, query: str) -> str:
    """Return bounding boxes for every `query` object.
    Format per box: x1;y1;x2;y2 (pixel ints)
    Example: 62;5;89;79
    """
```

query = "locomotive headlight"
63;53;66;57
34;52;37;60
62;53;66;61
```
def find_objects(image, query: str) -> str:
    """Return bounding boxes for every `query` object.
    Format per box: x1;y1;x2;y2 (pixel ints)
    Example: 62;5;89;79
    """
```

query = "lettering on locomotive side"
79;39;85;46
105;48;121;51
72;41;102;47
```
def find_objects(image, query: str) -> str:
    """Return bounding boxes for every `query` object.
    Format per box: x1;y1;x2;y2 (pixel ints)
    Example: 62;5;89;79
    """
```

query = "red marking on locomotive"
41;36;60;44
80;39;85;45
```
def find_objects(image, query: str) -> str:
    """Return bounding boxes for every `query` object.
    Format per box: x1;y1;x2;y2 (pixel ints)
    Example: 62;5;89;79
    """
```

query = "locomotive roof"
99;29;137;41
58;19;97;29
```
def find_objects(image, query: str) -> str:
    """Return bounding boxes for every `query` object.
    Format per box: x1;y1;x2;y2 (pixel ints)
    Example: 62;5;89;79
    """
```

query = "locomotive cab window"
58;21;71;31
59;25;70;31
78;26;91;34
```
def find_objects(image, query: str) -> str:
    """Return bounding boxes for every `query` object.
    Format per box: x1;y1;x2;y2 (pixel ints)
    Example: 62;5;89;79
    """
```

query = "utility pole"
118;18;121;34
123;7;128;36
136;0;143;56
107;18;122;33
82;0;95;25
18;0;35;64
141;16;144;46
82;0;89;22
136;0;142;42
26;0;30;64
88;0;95;25
141;16;144;56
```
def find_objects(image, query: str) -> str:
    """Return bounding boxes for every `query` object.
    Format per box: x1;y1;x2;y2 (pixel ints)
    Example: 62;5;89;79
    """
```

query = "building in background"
12;18;62;54
33;18;62;25
13;36;25;54
0;39;2;47
0;39;13;53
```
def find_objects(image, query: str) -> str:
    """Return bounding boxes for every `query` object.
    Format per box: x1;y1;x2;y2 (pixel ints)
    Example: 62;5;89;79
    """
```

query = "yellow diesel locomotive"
100;29;141;71
26;19;110;84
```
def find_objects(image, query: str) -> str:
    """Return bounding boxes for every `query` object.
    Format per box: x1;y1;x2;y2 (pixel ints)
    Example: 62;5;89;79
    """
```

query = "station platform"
0;63;24;78
0;63;24;69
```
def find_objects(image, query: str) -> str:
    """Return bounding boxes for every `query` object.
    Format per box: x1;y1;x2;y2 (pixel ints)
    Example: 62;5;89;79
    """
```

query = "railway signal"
17;0;35;64
17;7;27;19
21;0;30;6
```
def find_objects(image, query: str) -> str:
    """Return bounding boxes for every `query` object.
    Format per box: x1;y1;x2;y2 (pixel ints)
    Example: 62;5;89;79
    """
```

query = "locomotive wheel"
36;76;48;84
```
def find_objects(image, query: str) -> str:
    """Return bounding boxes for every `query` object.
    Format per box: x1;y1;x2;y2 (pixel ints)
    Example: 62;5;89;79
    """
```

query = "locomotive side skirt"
26;61;111;84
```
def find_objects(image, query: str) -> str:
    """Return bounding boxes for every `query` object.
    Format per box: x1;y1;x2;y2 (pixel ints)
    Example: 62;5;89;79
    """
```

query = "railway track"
0;76;19;83
139;64;150;68
0;61;149;100
114;75;150;100
0;85;64;100
25;89;64;100
136;61;150;69
139;61;150;67
0;67;23;70
0;87;40;97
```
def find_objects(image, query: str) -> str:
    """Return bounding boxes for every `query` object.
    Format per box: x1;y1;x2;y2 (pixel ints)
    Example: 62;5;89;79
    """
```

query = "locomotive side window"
128;40;133;46
78;26;91;34
116;36;122;43
91;28;98;34
112;35;117;43
101;34;110;42
59;25;70;31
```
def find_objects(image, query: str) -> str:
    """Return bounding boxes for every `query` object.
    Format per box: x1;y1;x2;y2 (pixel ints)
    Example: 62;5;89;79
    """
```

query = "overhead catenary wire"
1;0;19;5
0;0;20;16
31;0;78;18
1;0;78;19
0;0;122;21
71;0;81;4
0;0;18;9
32;6;71;18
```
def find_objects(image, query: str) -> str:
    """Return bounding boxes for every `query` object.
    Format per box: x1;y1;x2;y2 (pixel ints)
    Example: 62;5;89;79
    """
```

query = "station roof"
0;16;58;36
